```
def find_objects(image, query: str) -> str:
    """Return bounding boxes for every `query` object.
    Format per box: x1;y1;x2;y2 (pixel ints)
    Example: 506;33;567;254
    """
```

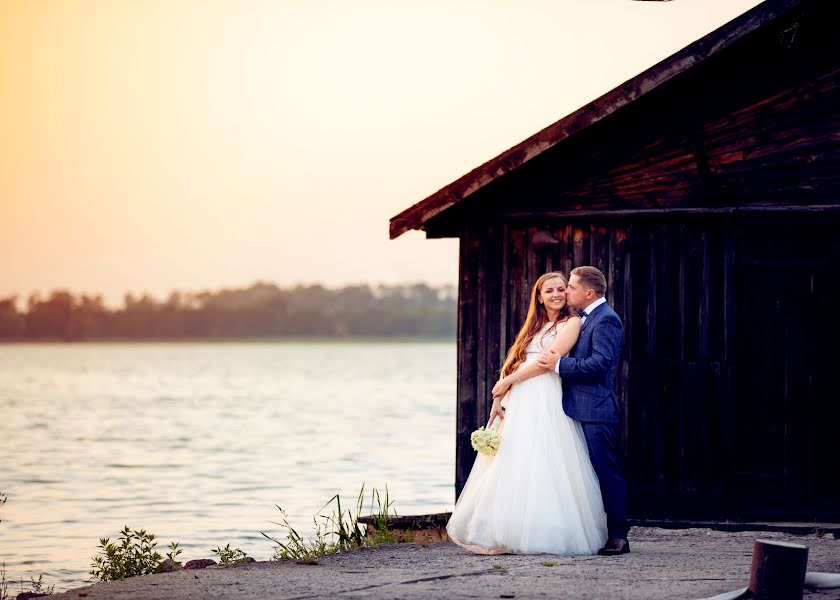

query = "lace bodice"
525;322;562;356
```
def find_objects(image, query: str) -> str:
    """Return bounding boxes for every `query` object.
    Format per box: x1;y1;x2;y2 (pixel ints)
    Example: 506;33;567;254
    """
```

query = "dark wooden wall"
456;214;840;522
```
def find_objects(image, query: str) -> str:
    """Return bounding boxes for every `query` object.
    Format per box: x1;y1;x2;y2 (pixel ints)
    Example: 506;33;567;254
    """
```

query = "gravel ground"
51;527;840;600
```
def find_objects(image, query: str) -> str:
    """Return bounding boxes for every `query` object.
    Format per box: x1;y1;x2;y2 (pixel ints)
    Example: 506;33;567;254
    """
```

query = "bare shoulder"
561;316;582;330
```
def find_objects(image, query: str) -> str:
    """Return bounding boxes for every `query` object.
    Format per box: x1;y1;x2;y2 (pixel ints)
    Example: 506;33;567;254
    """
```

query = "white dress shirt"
554;296;607;373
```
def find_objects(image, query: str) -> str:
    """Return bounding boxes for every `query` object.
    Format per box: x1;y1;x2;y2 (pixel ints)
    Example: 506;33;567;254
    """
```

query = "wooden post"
749;539;808;600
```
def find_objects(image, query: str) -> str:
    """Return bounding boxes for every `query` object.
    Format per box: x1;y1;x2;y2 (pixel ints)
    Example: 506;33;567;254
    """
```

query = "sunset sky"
0;0;763;306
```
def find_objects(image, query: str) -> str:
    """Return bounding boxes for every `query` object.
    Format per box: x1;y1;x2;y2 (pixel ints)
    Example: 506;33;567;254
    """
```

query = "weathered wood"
525;226;547;286
481;225;504;426
629;520;840;536
749;540;808;600
499;224;510;367
357;512;451;530
474;227;488;427
617;225;631;443
506;228;527;346
721;218;737;521
454;229;480;498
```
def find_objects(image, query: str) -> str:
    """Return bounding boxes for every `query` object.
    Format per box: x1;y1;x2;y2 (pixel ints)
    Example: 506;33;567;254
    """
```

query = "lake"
0;341;456;591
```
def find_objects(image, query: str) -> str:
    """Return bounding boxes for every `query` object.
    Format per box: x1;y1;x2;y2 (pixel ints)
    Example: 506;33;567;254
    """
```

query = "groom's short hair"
571;266;606;297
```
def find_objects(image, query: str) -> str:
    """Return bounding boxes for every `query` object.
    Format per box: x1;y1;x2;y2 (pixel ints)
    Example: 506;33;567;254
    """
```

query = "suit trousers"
581;422;629;540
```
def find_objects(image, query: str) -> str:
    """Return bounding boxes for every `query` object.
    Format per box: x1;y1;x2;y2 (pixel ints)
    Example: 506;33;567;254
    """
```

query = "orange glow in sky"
0;0;763;306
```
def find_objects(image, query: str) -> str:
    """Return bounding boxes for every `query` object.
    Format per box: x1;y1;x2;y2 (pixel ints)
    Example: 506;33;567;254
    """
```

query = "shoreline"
48;527;840;599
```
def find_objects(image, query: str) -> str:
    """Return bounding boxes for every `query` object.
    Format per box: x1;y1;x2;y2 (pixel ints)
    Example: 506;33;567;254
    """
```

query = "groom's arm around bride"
543;315;622;380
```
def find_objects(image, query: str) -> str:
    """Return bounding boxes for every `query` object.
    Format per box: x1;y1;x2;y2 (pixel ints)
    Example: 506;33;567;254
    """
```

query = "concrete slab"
51;527;840;599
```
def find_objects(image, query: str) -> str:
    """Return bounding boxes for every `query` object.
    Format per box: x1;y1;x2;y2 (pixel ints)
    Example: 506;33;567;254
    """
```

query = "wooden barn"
390;0;840;524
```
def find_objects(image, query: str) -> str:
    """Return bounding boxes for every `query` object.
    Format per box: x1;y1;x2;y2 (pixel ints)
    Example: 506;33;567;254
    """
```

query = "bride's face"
539;277;567;314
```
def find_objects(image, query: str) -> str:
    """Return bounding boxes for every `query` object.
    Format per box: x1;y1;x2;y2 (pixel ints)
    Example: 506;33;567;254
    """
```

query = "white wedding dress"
446;321;608;555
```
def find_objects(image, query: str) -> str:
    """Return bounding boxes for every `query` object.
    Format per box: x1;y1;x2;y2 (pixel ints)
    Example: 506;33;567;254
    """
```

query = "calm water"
0;342;456;591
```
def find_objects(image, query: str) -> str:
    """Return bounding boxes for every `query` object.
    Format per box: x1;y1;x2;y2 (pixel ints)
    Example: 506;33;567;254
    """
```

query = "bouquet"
470;426;501;456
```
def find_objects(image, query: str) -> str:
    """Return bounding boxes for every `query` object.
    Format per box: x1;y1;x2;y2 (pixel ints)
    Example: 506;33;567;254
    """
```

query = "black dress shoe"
597;538;630;556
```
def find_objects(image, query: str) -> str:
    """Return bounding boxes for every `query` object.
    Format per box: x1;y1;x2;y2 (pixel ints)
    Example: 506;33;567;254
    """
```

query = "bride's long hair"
500;272;571;378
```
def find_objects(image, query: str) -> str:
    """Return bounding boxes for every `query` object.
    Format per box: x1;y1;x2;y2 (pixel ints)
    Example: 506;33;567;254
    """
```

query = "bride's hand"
491;377;511;398
487;396;505;428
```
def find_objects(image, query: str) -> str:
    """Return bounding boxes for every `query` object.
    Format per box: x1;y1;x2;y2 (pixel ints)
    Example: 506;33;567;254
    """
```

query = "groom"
537;266;630;556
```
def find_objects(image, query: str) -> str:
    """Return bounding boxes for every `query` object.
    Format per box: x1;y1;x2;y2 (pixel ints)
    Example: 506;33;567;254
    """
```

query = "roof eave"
389;0;800;240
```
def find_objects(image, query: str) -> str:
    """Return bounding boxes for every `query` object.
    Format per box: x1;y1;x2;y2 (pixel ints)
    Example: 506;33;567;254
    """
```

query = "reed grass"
0;562;8;600
0;569;54;600
261;483;398;561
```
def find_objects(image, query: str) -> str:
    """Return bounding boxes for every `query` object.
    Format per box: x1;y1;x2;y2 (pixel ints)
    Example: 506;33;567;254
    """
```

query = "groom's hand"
537;348;561;371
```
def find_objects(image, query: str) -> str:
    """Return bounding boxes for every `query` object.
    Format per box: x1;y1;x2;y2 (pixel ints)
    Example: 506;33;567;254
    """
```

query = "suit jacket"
558;301;624;424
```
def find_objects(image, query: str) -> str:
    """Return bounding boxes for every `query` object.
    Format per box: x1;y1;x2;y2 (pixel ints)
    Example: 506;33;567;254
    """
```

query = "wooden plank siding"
455;215;840;522
455;230;480;494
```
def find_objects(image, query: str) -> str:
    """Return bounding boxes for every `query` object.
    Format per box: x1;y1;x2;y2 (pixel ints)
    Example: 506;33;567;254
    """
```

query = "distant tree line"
0;282;456;341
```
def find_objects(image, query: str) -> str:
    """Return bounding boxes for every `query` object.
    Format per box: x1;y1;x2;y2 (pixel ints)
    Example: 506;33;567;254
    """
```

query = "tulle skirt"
446;363;608;555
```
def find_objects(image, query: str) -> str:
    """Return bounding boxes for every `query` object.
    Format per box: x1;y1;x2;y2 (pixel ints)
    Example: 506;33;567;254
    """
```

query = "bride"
446;272;608;555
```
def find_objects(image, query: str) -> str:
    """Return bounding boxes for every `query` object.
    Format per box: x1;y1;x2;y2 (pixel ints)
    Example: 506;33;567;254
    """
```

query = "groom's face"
566;275;593;310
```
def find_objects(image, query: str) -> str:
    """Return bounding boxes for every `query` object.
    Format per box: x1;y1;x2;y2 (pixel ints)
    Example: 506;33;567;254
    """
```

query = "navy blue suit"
558;301;629;539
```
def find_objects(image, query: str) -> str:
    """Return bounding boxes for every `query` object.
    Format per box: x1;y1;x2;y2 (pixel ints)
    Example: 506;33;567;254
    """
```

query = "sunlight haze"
0;0;764;306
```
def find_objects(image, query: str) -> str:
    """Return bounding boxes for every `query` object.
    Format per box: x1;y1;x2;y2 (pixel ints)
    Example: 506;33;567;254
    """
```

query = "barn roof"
389;0;802;239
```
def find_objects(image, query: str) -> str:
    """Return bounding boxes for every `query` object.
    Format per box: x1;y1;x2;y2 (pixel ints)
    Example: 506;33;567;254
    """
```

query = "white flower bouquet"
470;426;501;456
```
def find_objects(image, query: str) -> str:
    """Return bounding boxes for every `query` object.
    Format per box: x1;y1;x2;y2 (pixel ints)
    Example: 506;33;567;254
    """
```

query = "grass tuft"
261;483;398;561
0;562;8;600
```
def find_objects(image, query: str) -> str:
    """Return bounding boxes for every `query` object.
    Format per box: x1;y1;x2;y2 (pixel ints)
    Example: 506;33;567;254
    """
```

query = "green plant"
321;484;367;550
261;484;399;561
369;485;396;530
540;560;559;567
1;495;7;600
261;506;339;561
165;541;182;562
1;562;8;600
365;527;399;545
211;544;249;564
20;574;54;596
90;526;174;581
1;572;54;600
